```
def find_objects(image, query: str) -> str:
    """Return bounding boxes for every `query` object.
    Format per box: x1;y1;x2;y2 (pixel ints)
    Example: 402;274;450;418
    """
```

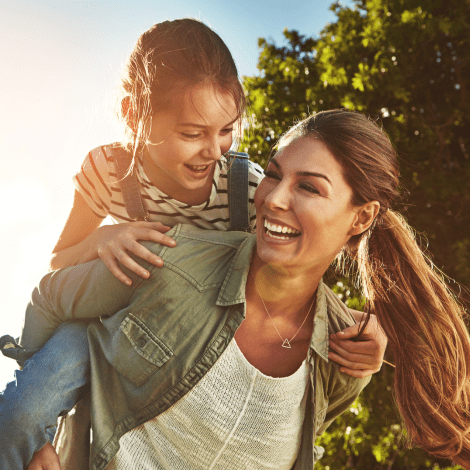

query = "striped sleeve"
72;145;114;218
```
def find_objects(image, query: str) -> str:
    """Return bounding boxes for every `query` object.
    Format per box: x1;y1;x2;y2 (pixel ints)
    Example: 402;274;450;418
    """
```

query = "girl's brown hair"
119;18;246;156
284;109;470;465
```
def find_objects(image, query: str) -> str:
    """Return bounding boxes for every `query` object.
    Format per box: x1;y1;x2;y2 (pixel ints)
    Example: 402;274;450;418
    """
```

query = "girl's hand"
328;312;388;378
95;221;176;285
27;442;61;470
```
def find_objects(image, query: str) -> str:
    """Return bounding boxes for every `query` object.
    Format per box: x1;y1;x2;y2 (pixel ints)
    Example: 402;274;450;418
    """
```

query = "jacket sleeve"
317;374;370;436
20;257;148;350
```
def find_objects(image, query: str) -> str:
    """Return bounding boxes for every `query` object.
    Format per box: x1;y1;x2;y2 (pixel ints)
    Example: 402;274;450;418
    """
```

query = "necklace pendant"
282;339;292;348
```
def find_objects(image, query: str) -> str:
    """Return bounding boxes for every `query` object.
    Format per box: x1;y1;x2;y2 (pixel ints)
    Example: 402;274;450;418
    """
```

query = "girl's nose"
201;136;222;160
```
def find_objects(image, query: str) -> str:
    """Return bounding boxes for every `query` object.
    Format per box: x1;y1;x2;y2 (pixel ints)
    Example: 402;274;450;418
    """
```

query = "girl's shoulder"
73;144;121;219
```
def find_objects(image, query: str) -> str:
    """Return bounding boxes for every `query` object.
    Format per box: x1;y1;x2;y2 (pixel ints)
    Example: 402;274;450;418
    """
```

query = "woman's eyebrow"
269;157;332;186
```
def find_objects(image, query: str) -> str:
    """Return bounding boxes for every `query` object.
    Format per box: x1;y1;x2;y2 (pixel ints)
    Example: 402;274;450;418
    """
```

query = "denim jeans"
0;322;90;470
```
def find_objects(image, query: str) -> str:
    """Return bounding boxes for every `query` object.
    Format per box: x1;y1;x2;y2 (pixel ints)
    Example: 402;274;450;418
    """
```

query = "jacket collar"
216;234;329;363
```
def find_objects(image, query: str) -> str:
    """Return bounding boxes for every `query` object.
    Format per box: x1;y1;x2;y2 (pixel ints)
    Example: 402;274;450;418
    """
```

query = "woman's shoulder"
140;224;253;259
320;282;356;334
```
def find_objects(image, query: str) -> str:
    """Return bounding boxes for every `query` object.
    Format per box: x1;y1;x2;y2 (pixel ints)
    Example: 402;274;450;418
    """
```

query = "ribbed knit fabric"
109;339;310;470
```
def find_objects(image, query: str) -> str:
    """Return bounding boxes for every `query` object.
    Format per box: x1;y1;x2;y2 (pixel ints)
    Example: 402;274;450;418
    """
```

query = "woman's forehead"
270;136;346;184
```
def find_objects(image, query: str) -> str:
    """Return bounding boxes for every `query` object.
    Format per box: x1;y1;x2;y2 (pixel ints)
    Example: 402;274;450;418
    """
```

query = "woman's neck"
247;253;323;320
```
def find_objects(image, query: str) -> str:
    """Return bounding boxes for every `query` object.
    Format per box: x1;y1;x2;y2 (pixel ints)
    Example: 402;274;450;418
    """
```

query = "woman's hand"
94;221;176;285
328;312;388;378
26;442;61;470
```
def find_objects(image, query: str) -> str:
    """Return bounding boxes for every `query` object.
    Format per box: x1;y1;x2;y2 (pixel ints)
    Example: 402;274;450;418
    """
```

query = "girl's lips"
184;163;212;178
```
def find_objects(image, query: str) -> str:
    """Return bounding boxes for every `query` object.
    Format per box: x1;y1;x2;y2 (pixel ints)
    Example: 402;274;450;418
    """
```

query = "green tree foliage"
242;0;469;468
242;0;470;289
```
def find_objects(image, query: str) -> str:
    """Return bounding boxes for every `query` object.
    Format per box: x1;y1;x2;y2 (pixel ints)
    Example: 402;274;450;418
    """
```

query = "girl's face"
143;83;238;204
254;136;368;274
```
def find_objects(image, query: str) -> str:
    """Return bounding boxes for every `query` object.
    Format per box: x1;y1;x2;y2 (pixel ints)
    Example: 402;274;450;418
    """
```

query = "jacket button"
137;338;146;348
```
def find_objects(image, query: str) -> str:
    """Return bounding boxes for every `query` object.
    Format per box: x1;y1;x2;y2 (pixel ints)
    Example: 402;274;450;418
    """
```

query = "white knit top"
108;339;310;470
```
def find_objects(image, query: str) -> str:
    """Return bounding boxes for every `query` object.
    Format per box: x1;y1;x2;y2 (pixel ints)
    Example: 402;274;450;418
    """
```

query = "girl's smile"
143;82;239;205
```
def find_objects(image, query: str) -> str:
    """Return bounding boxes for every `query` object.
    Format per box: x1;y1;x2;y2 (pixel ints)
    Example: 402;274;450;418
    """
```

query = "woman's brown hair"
118;18;246;156
283;109;470;465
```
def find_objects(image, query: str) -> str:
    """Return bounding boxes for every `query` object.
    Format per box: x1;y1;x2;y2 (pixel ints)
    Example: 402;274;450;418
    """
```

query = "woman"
19;109;470;469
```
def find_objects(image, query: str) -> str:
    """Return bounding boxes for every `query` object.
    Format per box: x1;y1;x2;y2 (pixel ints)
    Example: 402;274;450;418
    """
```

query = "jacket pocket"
114;313;173;387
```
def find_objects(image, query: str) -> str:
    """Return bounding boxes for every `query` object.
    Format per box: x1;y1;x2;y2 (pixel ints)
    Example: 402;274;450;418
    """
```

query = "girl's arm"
21;239;152;349
50;190;175;285
329;312;388;378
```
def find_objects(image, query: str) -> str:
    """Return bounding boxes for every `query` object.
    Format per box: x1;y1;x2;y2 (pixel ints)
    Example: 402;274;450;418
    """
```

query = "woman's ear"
349;201;380;236
121;97;136;134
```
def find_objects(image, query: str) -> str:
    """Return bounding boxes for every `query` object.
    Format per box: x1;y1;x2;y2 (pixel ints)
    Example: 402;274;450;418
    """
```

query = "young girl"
0;19;386;469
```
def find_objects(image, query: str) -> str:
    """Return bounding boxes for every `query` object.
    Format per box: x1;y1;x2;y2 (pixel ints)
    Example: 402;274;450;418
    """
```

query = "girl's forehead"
175;83;238;125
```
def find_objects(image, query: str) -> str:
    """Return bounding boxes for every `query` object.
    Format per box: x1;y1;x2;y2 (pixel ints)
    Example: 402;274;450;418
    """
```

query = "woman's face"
254;135;365;274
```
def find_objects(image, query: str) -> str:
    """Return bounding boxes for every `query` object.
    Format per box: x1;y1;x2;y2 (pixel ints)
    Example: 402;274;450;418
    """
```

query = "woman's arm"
50;190;175;285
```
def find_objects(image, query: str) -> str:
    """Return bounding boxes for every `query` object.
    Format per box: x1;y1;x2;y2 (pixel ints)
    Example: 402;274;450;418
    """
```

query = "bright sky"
0;0;350;384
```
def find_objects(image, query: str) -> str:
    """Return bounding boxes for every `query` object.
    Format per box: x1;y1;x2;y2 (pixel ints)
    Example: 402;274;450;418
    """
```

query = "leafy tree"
243;0;470;288
242;0;470;468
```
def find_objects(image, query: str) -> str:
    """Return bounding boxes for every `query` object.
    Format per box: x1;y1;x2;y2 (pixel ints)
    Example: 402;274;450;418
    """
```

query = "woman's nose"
264;181;291;211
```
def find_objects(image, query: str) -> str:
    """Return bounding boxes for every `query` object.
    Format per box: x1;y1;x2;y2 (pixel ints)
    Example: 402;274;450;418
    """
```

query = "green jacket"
22;224;370;470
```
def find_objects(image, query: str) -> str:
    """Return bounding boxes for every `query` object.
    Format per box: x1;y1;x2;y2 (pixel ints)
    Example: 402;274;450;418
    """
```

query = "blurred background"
1;0;469;468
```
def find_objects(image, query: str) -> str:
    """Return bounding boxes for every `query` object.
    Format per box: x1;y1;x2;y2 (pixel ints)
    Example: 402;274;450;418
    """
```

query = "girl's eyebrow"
177;117;238;128
269;157;332;186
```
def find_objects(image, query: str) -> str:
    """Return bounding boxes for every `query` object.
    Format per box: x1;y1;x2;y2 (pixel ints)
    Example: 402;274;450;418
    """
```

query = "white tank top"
109;339;310;470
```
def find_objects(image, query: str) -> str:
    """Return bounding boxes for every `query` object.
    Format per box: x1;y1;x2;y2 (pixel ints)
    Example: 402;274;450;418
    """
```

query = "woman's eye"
300;183;320;194
221;127;234;135
264;170;281;180
181;133;200;140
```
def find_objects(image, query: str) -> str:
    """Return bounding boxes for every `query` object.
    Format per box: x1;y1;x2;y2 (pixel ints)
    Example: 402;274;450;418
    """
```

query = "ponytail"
357;210;470;462
287;109;470;463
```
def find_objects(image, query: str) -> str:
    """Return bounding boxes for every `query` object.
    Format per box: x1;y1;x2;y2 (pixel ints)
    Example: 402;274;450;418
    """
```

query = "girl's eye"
181;133;201;140
221;127;234;135
299;183;320;194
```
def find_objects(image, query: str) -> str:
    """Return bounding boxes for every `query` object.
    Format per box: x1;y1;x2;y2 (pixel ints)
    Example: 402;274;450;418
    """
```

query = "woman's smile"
263;217;301;241
254;136;361;273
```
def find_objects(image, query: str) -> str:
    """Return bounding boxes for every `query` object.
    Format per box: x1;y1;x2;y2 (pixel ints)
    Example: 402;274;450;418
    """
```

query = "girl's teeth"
188;165;207;171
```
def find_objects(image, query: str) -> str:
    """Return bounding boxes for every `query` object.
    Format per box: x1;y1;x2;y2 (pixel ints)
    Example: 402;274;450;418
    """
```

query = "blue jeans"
0;322;90;470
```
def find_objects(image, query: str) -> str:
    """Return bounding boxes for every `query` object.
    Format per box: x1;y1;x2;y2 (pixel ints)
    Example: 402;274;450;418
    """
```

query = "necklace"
250;272;316;349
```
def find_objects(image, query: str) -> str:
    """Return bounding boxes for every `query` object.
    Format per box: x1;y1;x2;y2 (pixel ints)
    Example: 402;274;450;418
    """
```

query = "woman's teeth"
264;220;300;240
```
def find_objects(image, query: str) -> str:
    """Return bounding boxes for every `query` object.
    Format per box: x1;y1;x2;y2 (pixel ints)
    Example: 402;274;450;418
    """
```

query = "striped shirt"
73;145;264;230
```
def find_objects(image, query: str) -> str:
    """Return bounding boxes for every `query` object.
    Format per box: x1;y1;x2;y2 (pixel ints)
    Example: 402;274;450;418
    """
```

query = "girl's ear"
121;97;136;134
349;201;380;236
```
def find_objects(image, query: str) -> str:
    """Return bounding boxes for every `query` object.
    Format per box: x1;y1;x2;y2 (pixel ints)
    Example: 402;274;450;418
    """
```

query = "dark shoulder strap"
111;145;149;221
226;151;251;232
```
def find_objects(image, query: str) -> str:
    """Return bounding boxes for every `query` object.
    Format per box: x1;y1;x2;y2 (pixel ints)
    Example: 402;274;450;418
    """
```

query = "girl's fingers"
99;250;135;286
112;248;154;281
328;342;373;365
328;350;381;376
139;228;177;247
124;240;165;267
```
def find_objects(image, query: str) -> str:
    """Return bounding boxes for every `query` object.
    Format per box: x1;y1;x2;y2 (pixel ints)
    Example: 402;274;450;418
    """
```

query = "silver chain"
250;272;315;348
